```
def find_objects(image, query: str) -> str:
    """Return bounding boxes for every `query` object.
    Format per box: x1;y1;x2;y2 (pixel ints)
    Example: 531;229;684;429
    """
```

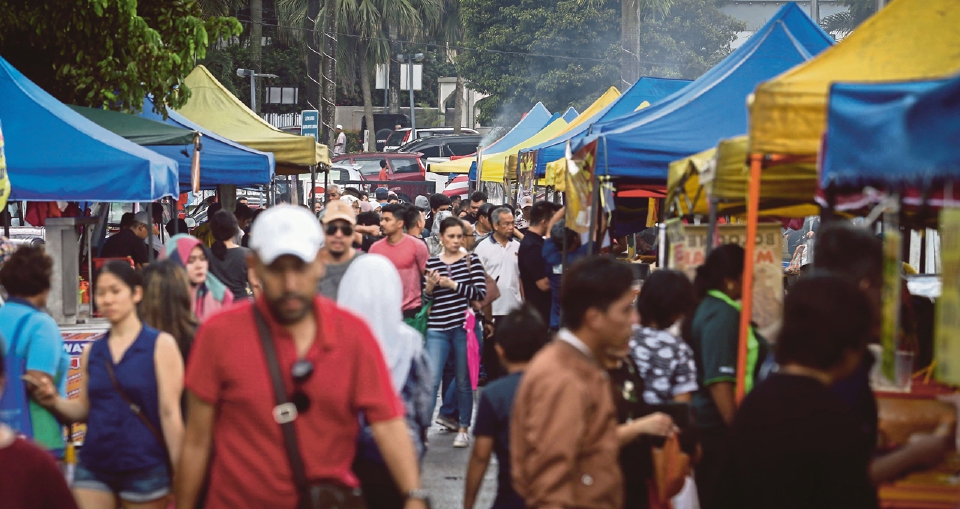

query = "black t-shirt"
473;372;526;509
99;228;149;265
207;247;251;300
713;373;878;509
517;233;551;323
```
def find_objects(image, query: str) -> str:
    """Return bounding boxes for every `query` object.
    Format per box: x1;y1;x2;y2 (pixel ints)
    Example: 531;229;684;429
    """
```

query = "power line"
229;18;680;68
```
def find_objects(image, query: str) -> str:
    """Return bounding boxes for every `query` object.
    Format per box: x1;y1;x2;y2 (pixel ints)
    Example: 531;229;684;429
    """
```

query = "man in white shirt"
333;125;347;156
474;206;522;381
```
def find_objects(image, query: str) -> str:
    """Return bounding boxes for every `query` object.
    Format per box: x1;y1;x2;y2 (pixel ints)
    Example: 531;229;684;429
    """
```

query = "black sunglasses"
325;224;354;237
290;359;315;413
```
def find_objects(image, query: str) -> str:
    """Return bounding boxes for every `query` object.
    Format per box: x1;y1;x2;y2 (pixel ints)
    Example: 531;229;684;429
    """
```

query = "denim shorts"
73;462;170;503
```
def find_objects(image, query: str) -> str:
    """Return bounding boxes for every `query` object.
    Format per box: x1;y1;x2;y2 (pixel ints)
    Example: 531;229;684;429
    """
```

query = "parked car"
331;153;426;182
384;127;479;152
360;114;410;151
397;134;482;167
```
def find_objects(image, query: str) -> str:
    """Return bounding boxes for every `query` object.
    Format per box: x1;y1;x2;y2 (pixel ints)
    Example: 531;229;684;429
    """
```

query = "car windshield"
386;130;408;147
352;158;386;176
392;158;421;174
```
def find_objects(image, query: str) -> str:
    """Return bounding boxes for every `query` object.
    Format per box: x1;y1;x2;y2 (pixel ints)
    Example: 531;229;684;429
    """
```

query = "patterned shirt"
629;327;699;405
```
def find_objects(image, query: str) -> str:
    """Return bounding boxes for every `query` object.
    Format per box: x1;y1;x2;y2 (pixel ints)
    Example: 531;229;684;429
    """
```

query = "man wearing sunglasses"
176;205;428;509
317;201;364;300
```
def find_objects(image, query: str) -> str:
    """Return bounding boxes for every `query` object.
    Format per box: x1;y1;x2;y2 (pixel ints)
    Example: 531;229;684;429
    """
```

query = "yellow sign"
0;121;9;211
936;209;960;384
669;224;783;330
565;140;597;234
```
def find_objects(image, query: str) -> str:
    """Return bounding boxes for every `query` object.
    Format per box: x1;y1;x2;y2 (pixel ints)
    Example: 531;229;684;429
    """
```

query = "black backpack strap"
253;307;310;506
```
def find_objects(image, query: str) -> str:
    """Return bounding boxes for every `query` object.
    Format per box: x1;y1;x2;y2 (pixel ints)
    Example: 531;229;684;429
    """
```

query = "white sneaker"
453;432;470;448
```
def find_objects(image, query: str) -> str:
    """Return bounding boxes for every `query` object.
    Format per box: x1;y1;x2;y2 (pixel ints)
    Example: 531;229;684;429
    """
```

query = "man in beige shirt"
511;256;638;509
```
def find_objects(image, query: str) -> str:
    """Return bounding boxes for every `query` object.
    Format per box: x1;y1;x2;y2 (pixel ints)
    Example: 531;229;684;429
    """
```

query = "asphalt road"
421;410;499;508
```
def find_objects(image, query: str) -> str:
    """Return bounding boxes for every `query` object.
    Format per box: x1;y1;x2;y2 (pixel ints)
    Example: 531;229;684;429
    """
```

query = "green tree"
0;0;240;117
459;0;621;127
634;0;744;79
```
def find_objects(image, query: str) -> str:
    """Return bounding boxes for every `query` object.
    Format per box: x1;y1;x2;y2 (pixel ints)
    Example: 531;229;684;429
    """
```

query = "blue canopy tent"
525;77;691;176
140;96;274;192
822;74;960;189
482;102;553;153
0;56;179;202
579;3;833;182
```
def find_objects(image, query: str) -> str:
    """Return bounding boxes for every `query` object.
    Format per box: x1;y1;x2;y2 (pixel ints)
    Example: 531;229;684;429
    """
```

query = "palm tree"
820;0;877;39
581;0;672;87
197;1;263;111
278;0;439;151
436;0;465;133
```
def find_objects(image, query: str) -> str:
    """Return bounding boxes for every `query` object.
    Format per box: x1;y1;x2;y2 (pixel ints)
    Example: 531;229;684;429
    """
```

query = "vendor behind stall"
100;210;151;267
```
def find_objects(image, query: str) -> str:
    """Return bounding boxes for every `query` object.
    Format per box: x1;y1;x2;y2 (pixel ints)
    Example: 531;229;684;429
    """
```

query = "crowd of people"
0;186;956;509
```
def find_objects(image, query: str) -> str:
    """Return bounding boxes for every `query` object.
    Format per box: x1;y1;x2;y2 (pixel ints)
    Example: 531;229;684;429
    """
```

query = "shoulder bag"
252;307;367;509
104;359;174;476
465;253;500;310
0;315;35;437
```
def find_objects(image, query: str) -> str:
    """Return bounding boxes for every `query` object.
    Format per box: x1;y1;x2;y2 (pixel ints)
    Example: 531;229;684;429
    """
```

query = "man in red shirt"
369;203;430;319
175;205;429;509
378;159;389;187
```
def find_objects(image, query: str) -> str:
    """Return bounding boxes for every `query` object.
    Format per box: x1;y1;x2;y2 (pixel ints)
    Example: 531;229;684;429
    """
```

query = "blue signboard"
301;110;319;140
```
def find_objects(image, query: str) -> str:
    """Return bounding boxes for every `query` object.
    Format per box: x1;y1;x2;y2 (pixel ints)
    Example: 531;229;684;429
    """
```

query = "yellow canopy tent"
176;65;329;174
480;118;571;182
750;0;960;156
666;137;819;218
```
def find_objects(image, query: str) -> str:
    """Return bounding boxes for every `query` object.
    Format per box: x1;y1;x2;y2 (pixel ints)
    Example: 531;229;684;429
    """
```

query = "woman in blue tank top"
30;261;184;508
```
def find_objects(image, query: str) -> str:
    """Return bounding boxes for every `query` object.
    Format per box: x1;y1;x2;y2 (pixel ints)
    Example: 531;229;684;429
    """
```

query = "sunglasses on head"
290;359;315;413
325;224;354;236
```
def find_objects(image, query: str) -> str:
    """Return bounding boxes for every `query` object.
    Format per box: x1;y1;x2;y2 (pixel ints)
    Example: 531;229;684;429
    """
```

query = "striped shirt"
425;253;487;331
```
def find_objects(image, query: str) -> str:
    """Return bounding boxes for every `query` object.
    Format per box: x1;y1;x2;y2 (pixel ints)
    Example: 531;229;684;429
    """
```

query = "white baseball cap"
249;205;325;264
519;195;534;208
336;124;343;130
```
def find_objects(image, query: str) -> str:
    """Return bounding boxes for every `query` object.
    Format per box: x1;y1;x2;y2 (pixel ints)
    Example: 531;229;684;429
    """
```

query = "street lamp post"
236;68;278;113
398;53;424;140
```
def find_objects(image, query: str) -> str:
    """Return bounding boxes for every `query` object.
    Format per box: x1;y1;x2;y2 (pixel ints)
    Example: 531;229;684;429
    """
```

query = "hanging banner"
669;223;783;329
62;327;108;443
565;140;598;234
517;151;536;206
880;212;902;382
936;209;960;384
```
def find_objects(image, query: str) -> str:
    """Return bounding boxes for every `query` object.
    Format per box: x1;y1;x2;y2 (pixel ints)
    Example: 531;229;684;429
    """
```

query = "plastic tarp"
822;75;960;189
0;56;178;202
139;96;274;191
751;0;960;156
480;117;570;182
580;3;832;182
67;105;196;146
666;136;818;218
176;65;328;173
526;78;690;177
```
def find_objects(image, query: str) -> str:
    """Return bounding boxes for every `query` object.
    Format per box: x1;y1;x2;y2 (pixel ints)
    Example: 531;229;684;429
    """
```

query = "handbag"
252;308;367;509
651;433;692;504
0;315;35;437
104;359;174;477
404;296;432;336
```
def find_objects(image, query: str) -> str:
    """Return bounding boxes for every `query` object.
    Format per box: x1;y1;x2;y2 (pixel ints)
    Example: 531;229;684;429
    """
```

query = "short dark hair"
477;203;496;223
166;218;189;237
151;202;164;224
776;273;872;370
401;205;423;230
380;159;388;168
470;191;488;203
562;257;634;330
429;193;452;211
490;205;514;226
237;196;248;204
380;203;404;219
0;245;52;297
637;270;694;329
814;222;882;287
357;211;380;227
439;216;466;235
211;210;239;241
234;204;255;221
119;212;136;230
495;304;549;363
693;244;744;300
206;202;222;219
529;201;557;227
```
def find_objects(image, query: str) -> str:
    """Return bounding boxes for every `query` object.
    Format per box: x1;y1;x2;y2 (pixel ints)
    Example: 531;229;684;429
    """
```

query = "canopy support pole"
587;171;600;256
323;167;329;207
311;166;318;211
707;197;718;257
736;154;762;403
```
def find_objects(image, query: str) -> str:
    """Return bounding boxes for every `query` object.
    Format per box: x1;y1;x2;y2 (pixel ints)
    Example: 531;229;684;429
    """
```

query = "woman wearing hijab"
338;254;432;509
160;234;234;322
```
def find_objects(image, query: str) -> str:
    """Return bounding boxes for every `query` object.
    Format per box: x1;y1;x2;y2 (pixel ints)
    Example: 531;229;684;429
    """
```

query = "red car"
331;152;426;182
